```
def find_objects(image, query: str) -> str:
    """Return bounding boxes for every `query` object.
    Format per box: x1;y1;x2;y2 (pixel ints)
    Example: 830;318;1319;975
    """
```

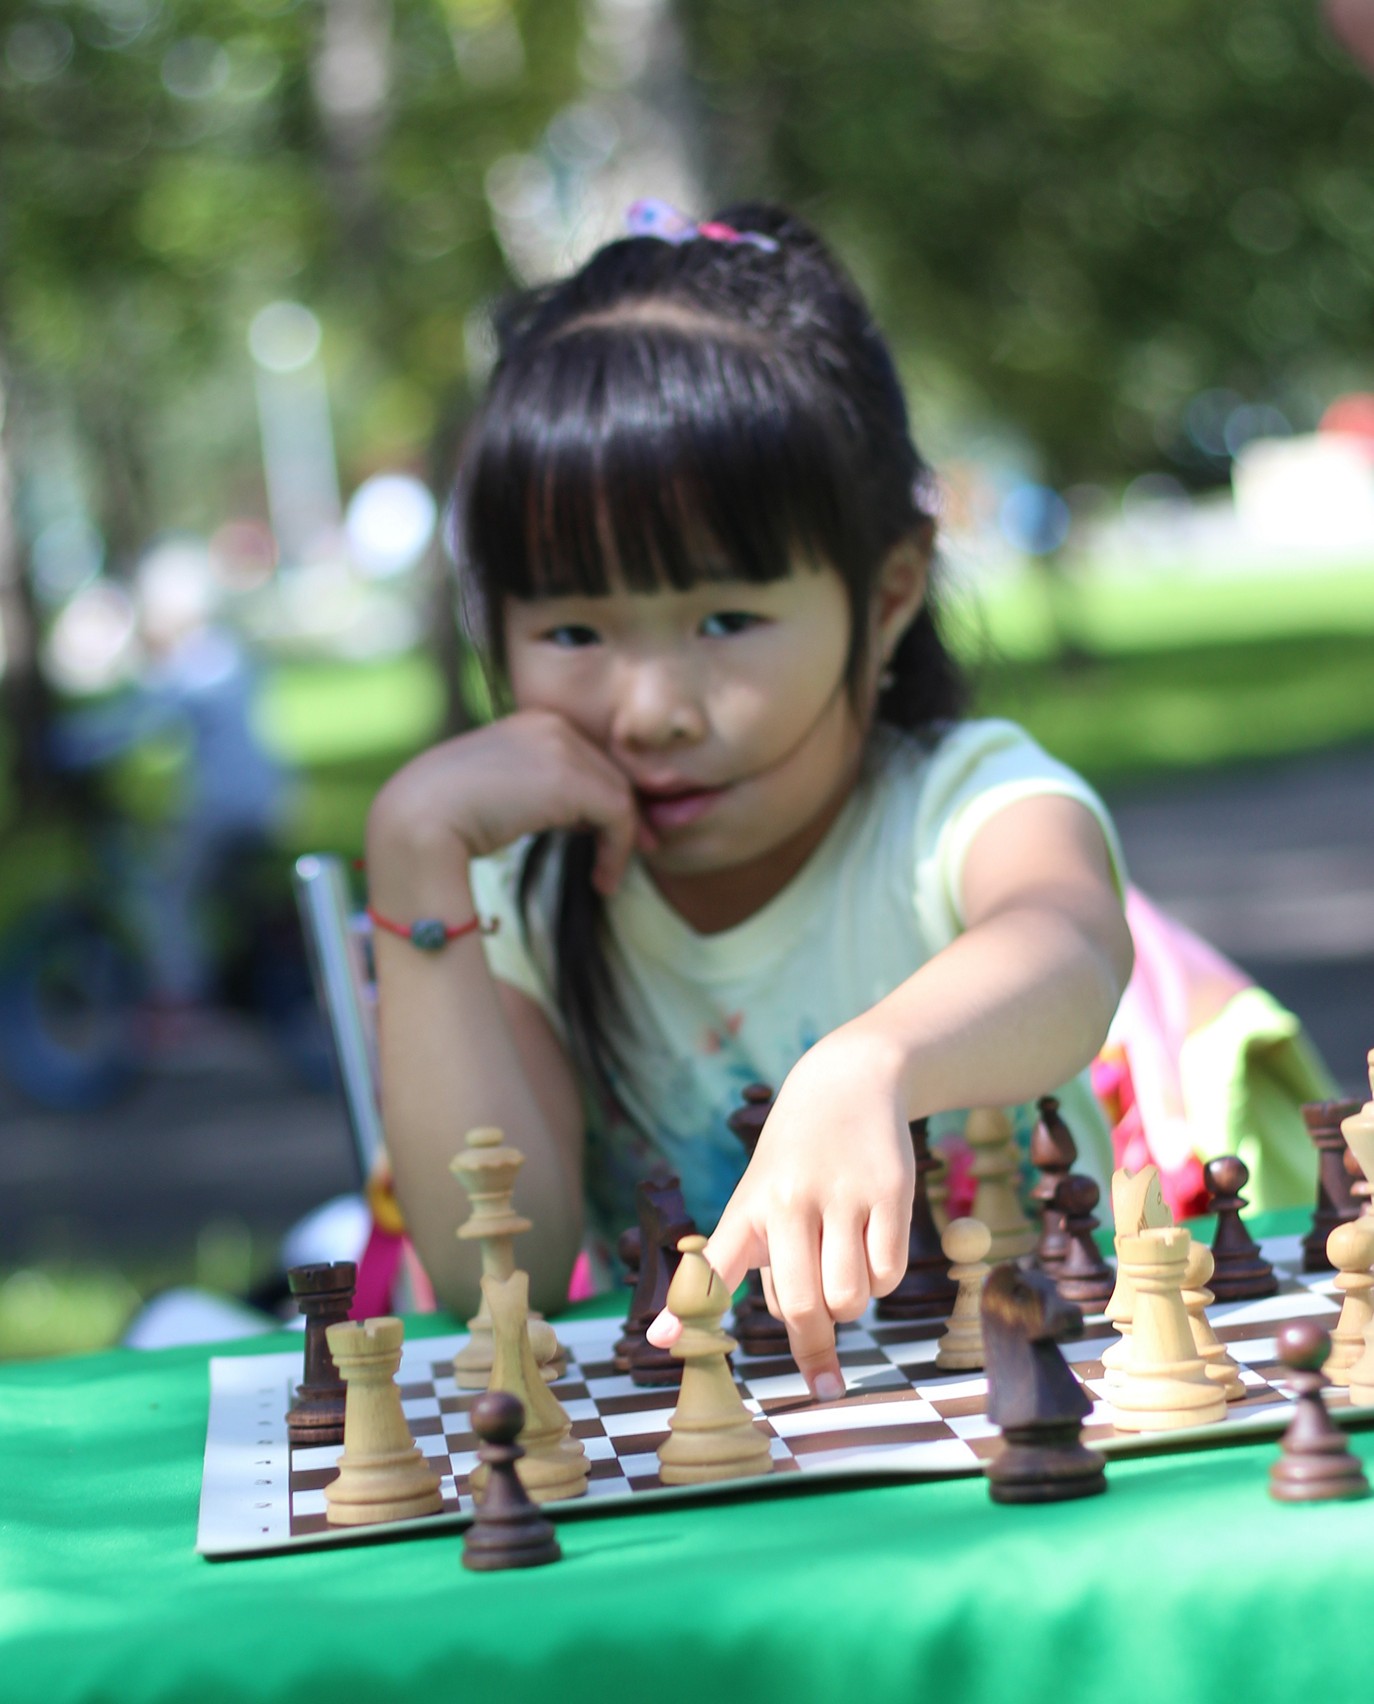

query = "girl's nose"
612;659;707;750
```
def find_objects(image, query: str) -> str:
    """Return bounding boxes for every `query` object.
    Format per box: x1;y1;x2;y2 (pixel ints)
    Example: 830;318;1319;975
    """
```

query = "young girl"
365;201;1134;1403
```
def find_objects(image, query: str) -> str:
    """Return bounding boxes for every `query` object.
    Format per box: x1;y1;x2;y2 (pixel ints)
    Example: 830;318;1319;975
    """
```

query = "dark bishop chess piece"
1301;1098;1363;1272
622;1176;698;1387
462;1392;563;1570
981;1261;1105;1505
1030;1097;1077;1274
876;1118;958;1321
1268;1322;1369;1504
1051;1175;1116;1309
726;1085;792;1357
285;1261;356;1446
1205;1156;1278;1301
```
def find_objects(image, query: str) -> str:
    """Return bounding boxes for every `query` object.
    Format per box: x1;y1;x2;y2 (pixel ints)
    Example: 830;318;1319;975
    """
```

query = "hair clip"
625;198;779;253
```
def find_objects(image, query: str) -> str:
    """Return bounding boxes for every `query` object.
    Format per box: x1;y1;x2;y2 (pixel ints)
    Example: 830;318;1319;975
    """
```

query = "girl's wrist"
365;803;478;919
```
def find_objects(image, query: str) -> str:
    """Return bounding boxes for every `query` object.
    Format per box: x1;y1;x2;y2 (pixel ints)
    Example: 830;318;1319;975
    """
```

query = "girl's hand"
650;1029;915;1401
367;709;648;897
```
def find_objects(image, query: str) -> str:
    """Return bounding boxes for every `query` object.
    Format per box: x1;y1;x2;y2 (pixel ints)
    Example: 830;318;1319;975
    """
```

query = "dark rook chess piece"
462;1392;563;1570
726;1085;792;1357
1030;1097;1077;1274
1301;1099;1363;1272
286;1261;356;1445
625;1176;697;1387
1051;1174;1116;1309
1268;1322;1369;1504
877;1119;959;1321
982;1261;1105;1504
1205;1156;1277;1301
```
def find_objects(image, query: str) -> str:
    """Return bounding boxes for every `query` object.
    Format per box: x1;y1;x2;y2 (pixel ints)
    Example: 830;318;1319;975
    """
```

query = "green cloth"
1180;986;1338;1209
3;1210;1373;1704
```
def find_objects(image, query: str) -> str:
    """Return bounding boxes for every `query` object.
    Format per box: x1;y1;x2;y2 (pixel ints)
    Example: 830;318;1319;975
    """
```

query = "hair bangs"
461;318;870;633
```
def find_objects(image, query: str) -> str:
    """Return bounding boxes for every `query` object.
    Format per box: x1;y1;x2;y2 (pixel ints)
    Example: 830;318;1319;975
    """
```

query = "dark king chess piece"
726;1085;791;1356
981;1261;1106;1504
1030;1097;1077;1274
286;1261;356;1446
462;1392;563;1570
612;1227;642;1372
1268;1322;1369;1504
876;1119;959;1321
1204;1156;1278;1301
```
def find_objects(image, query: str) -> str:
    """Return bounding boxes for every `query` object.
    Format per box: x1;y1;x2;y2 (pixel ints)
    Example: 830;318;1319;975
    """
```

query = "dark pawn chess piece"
613;1227;642;1373
982;1261;1105;1505
626;1177;697;1386
1268;1322;1369;1504
1030;1097;1077;1274
876;1119;959;1321
285;1261;356;1445
1205;1156;1278;1301
1052;1175;1116;1309
1301;1099;1363;1271
462;1392;563;1570
726;1085;792;1357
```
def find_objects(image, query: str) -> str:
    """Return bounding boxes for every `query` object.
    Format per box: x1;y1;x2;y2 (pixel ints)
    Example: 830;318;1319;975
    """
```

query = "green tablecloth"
4;1210;1372;1704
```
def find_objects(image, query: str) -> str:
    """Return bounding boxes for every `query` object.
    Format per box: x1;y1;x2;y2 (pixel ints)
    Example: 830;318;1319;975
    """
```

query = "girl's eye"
699;611;762;638
542;624;601;648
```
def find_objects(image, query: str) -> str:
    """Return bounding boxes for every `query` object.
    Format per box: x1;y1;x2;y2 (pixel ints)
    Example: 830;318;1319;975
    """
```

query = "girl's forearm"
368;839;584;1318
843;899;1131;1122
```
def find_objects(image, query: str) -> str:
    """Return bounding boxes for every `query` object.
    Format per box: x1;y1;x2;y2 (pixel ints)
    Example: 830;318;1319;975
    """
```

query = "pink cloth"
1095;887;1254;1220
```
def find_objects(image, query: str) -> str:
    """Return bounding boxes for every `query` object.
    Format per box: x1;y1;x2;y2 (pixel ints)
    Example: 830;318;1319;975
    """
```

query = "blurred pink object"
1096;887;1253;1219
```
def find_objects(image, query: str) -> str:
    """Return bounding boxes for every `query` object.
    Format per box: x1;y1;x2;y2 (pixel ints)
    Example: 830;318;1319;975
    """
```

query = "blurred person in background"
52;547;291;1039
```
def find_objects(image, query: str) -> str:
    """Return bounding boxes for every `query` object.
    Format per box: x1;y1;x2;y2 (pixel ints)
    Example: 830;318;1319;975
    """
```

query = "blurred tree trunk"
0;364;56;813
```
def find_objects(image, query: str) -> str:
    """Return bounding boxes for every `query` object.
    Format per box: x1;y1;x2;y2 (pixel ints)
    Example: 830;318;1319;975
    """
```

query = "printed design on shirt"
699;1011;744;1054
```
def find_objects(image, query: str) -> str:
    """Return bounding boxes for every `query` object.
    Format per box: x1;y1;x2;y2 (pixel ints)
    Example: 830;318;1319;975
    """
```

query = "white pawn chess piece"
935;1217;992;1371
1325;1219;1374;1387
1181;1240;1245;1402
324;1317;444;1526
1112;1227;1227;1432
450;1126;564;1388
657;1236;774;1486
964;1108;1036;1261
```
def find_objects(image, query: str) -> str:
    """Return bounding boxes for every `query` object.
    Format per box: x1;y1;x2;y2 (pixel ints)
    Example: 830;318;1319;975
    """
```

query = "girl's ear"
874;530;931;661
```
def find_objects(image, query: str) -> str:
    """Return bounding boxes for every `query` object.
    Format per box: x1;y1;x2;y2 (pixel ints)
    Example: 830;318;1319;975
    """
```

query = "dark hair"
452;201;967;1090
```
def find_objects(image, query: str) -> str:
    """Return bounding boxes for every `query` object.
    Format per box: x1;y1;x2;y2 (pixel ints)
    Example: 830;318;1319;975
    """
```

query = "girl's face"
504;565;874;929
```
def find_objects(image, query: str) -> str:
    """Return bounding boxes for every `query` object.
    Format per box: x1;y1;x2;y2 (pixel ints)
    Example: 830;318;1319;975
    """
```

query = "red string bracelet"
366;905;499;952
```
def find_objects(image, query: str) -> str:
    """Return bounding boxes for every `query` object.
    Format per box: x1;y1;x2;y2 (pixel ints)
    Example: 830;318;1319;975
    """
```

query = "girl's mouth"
635;785;727;835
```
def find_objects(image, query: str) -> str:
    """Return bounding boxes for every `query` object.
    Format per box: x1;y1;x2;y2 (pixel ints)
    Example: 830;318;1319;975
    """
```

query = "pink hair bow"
626;198;779;252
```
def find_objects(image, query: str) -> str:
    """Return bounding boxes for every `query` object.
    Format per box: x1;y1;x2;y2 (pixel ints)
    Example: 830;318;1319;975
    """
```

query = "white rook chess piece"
324;1317;444;1526
1113;1227;1227;1432
450;1126;565;1389
936;1217;992;1371
657;1236;774;1486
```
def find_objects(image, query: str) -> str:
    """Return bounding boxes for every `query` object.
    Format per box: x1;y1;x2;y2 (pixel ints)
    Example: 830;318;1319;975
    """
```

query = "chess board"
197;1233;1372;1557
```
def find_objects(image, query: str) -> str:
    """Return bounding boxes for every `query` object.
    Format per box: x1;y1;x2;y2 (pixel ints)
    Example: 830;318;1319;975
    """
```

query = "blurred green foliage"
684;0;1374;480
0;0;583;551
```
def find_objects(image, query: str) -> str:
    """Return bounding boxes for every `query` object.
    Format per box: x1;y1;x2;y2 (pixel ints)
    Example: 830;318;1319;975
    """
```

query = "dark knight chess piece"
982;1261;1105;1505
